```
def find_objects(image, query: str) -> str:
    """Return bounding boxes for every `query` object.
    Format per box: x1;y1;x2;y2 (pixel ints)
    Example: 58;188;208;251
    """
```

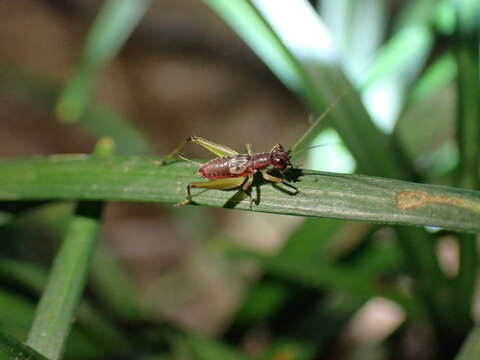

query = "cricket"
164;88;349;207
164;136;299;207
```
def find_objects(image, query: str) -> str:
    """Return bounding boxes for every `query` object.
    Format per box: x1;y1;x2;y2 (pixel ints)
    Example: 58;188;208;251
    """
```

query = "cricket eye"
273;157;286;168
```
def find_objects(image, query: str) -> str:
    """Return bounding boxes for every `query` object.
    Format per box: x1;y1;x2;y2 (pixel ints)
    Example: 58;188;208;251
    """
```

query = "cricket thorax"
228;154;252;174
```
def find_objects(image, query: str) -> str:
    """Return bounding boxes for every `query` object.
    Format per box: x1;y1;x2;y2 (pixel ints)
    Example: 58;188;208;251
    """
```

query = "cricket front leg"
260;170;299;194
175;176;248;207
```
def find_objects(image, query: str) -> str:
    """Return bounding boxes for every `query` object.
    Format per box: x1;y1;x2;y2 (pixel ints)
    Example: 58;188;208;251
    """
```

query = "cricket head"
270;144;291;170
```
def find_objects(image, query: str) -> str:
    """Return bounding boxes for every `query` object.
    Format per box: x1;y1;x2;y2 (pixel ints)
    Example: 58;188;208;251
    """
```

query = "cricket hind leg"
165;136;240;163
175;176;248;207
178;154;203;166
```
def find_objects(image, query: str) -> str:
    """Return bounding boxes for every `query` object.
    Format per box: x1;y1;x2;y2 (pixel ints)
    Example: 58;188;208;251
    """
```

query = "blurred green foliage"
1;0;480;359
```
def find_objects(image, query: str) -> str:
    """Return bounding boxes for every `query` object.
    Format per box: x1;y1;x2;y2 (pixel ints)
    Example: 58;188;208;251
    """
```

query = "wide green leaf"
0;155;479;233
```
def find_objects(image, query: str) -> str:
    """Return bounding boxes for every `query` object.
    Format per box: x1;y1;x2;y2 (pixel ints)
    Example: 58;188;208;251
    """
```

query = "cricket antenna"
290;83;352;152
290;143;339;158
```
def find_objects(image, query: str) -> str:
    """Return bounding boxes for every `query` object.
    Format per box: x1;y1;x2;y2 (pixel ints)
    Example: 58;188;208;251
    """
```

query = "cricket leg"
175;176;247;207
178;154;203;166
242;174;255;209
165;136;240;162
246;143;253;156
260;170;299;194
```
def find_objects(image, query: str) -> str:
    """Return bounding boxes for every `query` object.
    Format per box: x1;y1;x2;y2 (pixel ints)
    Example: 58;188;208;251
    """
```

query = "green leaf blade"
1;156;479;233
0;329;48;360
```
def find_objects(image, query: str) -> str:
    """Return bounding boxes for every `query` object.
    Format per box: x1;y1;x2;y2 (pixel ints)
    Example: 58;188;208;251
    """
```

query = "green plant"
1;0;479;359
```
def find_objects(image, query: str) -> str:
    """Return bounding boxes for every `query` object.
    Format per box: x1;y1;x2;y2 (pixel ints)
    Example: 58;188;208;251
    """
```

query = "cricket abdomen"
199;156;245;179
199;152;273;179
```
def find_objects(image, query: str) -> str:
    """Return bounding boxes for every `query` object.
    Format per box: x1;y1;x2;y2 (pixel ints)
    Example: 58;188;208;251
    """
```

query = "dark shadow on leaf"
254;184;261;205
223;190;249;209
283;167;304;182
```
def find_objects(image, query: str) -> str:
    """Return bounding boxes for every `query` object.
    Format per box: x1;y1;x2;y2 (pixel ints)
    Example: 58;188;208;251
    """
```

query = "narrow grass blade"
452;0;480;334
90;243;143;321
81;105;154;155
0;290;105;359
320;0;387;79
1;156;479;232
1;67;154;156
454;9;480;191
56;0;151;123
0;258;46;293
395;54;456;165
231;246;415;314
182;335;250;360
0;329;48;360
0;257;133;355
408;53;457;102
395;227;452;330
276;218;351;261
25;201;104;359
259;341;315;360
456;326;480;360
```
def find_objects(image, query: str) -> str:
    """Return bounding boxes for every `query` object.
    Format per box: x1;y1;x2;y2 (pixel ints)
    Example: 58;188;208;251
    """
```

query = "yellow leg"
175;176;247;206
246;143;253;155
178;154;202;166
242;175;254;191
242;174;255;209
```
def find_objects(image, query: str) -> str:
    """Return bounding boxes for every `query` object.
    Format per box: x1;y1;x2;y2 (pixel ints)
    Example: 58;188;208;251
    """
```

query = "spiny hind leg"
165;136;240;163
260;170;299;194
175;177;247;207
178;154;203;166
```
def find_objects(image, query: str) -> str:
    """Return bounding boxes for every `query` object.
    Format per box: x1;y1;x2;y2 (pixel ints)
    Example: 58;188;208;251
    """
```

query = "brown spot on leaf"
395;190;480;213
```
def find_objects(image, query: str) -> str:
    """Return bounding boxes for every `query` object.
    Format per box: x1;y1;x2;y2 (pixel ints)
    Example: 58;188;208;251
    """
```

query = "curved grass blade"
0;257;133;355
1;155;479;233
451;0;480;336
56;0;151;123
456;326;480;360
90;243;144;321
1;67;154;156
0;329;48;360
0;289;105;359
320;0;387;79
181;335;250;360
25;201;104;359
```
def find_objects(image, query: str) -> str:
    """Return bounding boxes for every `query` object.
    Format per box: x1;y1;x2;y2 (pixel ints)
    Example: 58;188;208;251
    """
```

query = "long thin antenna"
290;143;338;158
290;84;352;151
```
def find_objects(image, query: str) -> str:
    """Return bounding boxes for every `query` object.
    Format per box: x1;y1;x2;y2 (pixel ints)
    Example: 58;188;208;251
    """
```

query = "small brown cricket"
165;136;298;206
